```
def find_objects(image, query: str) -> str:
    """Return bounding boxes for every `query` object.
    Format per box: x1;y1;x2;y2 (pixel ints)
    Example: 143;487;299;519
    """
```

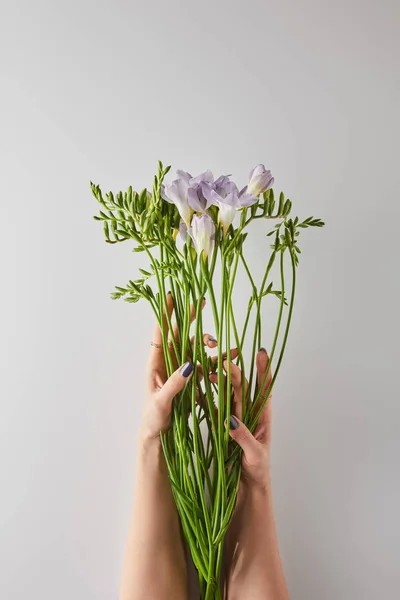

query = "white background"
1;1;399;599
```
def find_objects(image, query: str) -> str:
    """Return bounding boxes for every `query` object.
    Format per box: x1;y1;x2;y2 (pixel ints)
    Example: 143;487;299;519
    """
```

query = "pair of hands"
141;293;273;490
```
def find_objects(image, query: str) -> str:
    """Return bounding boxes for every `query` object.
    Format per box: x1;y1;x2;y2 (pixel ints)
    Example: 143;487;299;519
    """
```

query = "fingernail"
229;416;239;430
259;347;267;353
209;336;217;342
180;362;194;378
167;291;172;295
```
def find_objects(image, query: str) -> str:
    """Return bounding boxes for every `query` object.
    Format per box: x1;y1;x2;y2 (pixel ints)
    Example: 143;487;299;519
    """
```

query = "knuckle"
236;427;251;443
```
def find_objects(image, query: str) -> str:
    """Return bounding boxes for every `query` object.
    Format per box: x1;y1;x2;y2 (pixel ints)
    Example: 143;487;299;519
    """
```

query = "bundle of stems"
91;161;324;599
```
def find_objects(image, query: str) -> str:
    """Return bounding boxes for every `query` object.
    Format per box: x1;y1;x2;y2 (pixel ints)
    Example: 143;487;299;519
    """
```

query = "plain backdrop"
1;1;399;599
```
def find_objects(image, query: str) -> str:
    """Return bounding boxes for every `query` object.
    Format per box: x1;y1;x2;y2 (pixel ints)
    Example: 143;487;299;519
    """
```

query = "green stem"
250;247;297;429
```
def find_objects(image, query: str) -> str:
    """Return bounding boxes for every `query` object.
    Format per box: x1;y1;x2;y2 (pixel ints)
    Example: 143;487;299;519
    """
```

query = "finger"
192;341;233;381
223;360;248;421
210;348;238;364
156;361;194;415
225;415;261;465
152;292;174;351
254;347;273;414
204;333;217;348
189;333;218;351
154;372;164;390
209;372;221;385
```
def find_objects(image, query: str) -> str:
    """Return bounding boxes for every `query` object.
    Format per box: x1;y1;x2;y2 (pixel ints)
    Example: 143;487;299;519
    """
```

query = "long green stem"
250;247;297;429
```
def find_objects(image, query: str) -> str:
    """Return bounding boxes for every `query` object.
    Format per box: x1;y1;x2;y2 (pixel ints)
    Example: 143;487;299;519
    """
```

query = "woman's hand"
140;293;218;444
223;351;289;600
212;348;273;490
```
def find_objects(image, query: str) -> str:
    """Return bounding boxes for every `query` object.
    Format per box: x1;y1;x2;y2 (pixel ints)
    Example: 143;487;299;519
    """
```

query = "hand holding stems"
218;349;289;600
211;348;273;491
120;295;228;600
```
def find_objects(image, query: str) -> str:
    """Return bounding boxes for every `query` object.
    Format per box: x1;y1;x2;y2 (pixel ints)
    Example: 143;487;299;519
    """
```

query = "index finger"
254;347;273;413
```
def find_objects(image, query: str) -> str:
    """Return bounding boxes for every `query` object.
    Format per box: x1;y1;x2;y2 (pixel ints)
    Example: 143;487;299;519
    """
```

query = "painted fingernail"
259;347;267;353
229;416;239;430
167;291;172;295
209;336;217;342
180;362;194;378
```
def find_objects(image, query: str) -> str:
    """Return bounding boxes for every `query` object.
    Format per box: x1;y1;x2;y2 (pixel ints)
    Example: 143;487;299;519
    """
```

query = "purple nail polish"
180;362;194;378
229;416;238;430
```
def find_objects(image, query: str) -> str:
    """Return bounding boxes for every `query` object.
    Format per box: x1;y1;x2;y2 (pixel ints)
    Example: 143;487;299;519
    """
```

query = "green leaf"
269;197;276;215
115;229;131;239
139;188;148;210
283;199;292;215
278;192;284;215
116;191;124;208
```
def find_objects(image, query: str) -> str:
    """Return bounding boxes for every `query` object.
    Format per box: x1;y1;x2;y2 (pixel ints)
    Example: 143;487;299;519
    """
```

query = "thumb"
157;361;194;411
226;415;260;464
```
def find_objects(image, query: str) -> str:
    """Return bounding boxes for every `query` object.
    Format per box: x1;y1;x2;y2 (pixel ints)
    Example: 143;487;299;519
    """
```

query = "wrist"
137;429;163;461
238;469;271;501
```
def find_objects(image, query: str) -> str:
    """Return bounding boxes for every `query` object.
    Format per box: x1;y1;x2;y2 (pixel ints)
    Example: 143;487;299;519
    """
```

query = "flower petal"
176;169;192;182
189;214;215;258
239;193;259;207
190;170;214;185
187;187;206;212
247;165;274;196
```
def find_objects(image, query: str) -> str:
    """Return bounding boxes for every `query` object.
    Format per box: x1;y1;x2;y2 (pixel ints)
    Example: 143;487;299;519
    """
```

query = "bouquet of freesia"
91;162;324;599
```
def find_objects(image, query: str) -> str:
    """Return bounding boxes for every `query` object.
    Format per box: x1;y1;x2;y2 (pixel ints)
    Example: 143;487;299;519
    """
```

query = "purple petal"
247;165;274;195
176;169;192;182
161;184;172;202
201;183;219;207
249;164;265;180
265;176;274;191
190;170;214;185
179;221;188;242
222;191;241;208
187;187;206;212
239;193;259;207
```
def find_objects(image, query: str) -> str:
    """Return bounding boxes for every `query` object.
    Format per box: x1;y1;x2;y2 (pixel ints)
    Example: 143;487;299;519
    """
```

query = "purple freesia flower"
162;177;191;226
203;176;258;235
163;165;269;240
245;164;274;197
186;170;215;213
188;214;215;259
